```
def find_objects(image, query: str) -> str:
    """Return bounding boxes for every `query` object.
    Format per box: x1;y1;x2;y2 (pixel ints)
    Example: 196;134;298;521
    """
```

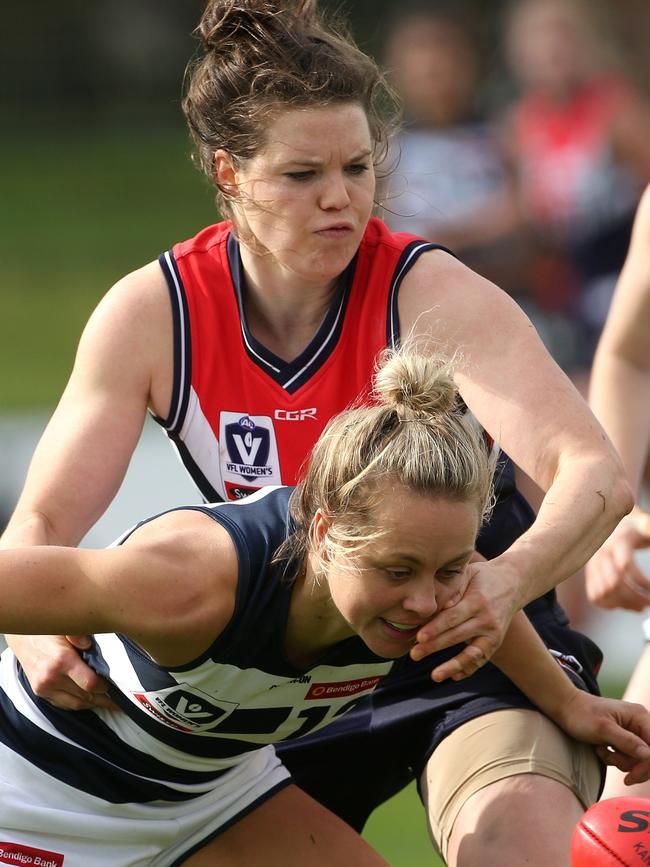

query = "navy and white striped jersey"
0;487;393;804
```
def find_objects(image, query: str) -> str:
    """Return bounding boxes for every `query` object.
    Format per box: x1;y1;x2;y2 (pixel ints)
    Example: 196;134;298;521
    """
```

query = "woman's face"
224;103;376;288
507;0;594;94
318;487;480;659
387;18;478;126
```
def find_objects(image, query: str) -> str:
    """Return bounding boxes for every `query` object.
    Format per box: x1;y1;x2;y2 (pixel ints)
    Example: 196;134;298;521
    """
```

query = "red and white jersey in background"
156;217;445;501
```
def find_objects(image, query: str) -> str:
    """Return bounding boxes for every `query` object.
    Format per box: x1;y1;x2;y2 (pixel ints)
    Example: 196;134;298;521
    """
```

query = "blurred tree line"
3;0;649;131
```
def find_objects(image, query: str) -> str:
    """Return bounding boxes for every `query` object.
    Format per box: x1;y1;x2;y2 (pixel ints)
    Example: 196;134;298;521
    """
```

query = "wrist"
539;673;581;725
488;552;537;613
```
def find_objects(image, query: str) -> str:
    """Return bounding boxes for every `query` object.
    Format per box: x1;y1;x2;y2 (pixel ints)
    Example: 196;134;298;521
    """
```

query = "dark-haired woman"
1;1;633;864
1;350;649;865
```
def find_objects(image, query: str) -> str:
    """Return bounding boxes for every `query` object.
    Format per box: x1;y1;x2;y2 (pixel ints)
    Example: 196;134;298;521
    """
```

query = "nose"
402;577;438;619
319;171;351;210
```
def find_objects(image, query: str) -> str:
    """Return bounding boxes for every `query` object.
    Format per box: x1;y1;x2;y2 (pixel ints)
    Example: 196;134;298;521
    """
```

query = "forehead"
366;487;480;555
256;103;373;162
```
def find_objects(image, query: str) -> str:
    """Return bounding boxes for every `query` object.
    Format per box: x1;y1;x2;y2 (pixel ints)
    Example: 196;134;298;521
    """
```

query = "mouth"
314;223;355;238
380;618;422;641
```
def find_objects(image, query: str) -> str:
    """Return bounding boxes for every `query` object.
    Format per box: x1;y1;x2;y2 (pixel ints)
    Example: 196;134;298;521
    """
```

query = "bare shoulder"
72;259;173;416
120;508;239;664
398;248;530;349
89;260;171;337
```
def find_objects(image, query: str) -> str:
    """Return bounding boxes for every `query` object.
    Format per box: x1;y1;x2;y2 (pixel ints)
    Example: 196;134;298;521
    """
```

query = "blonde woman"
1;349;648;865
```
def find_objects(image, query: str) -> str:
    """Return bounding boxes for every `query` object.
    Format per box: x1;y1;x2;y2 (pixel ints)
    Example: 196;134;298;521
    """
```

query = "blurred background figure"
382;2;524;292
502;0;650;388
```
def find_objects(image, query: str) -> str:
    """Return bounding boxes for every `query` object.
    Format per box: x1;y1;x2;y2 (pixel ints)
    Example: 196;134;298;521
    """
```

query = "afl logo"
238;415;256;431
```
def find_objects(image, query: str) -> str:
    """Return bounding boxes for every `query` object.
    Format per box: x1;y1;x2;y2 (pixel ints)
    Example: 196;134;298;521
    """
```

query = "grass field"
1;124;216;407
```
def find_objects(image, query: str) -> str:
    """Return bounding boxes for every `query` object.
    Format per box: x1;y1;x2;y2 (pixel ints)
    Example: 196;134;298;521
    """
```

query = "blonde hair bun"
374;350;457;418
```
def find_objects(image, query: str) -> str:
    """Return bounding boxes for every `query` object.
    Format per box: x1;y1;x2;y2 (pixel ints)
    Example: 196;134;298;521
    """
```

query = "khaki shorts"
421;708;602;862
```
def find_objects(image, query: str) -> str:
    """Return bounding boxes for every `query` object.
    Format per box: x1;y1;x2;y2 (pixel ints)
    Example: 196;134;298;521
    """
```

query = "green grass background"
2;126;626;866
1;127;216;407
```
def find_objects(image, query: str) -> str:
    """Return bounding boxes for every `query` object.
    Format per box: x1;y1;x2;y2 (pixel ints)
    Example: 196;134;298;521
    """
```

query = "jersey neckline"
226;232;356;394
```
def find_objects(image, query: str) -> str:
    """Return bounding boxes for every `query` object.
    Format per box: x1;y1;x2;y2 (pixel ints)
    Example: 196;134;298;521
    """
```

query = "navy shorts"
276;455;603;830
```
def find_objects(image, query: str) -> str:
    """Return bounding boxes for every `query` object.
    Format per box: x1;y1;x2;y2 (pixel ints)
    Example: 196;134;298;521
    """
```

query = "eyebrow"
385;548;475;568
277;149;373;168
441;549;475;567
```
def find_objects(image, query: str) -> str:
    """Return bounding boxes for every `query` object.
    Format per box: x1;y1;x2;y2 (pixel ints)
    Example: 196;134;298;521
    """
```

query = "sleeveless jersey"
155;217;444;501
0;487;393;805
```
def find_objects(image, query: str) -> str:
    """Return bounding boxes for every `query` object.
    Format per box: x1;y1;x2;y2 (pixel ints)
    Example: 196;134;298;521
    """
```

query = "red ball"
571;797;650;866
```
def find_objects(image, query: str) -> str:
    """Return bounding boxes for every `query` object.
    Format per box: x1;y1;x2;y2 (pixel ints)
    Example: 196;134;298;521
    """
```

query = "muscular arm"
400;252;632;658
0;510;237;667
401;252;631;599
1;262;173;550
1;261;174;705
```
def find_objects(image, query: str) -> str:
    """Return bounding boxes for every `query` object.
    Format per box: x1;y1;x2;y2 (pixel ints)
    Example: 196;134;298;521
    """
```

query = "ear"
213;149;239;198
311;509;331;553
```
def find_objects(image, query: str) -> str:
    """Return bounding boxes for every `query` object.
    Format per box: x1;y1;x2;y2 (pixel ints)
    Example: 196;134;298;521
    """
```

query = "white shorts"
0;739;290;866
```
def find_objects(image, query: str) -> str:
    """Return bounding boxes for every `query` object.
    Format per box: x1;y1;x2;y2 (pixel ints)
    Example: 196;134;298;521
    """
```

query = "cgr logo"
274;408;317;421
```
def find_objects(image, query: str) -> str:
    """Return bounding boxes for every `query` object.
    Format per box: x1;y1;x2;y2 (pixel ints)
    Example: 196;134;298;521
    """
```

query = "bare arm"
1;261;174;705
590;185;650;494
0;510;236;667
586;184;650;609
1;262;173;549
472;611;650;785
400;252;632;659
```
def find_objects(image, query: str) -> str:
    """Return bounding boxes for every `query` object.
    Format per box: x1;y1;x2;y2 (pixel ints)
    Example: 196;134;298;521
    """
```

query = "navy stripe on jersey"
155;250;193;436
0;685;220;803
227;233;356;393
16;671;228;786
170;436;223;503
387;241;453;348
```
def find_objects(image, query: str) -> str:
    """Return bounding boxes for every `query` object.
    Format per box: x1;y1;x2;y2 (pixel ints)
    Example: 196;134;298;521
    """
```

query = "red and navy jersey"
156;218;445;501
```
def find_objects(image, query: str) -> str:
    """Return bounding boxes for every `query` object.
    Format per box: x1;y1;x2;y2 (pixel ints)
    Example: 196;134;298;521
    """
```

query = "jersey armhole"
152;250;192;435
387;241;455;347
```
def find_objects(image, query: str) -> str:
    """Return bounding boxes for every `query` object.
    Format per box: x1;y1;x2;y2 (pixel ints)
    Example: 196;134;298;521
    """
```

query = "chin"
363;637;412;660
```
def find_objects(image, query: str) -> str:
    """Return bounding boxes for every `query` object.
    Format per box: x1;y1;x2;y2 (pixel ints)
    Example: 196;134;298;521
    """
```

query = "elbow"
604;461;634;524
615;476;635;520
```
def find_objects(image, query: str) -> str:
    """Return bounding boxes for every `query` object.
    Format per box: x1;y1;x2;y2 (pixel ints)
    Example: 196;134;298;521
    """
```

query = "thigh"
178;784;390;867
447;773;585;867
421;708;602;866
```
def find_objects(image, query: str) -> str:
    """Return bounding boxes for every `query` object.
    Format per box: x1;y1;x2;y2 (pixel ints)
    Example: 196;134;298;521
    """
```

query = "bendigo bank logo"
225;415;272;482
